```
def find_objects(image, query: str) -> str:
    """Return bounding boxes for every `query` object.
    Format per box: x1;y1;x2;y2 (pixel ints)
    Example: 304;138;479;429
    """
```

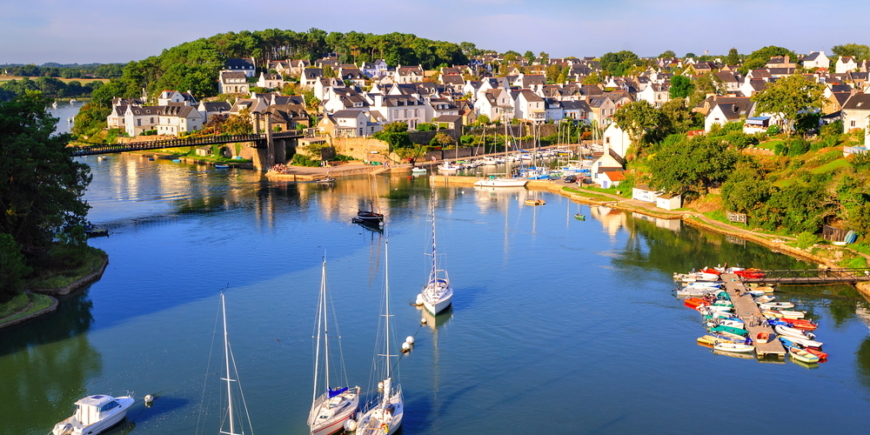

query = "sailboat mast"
384;238;391;385
322;260;331;391
222;293;235;435
430;197;437;281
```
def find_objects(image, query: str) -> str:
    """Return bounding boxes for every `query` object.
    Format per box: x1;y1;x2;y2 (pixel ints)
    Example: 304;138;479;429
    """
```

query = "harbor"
3;154;870;434
719;272;787;358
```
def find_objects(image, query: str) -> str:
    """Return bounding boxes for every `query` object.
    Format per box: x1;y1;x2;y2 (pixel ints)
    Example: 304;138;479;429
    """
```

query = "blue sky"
2;0;867;64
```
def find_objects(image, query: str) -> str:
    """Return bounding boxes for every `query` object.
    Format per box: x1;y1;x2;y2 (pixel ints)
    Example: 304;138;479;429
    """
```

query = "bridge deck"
720;273;786;358
70;132;301;156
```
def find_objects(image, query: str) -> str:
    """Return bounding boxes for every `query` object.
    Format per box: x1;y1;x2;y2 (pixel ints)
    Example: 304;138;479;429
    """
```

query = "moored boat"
756;331;772;344
714;342;755;353
52;394;134;435
789;347;820;364
774;324;816;340
758;301;794;310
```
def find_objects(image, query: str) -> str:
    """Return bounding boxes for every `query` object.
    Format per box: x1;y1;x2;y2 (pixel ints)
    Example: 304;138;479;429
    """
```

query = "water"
2;154;869;435
46;100;82;136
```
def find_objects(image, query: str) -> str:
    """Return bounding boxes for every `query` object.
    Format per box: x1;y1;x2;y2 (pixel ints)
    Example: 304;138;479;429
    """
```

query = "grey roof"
224;58;255;69
710;98;754;120
221;71;248;81
331;110;367;119
434;115;462;122
561;100;591;111
842;93;870;110
201;101;231;112
804;52;822;62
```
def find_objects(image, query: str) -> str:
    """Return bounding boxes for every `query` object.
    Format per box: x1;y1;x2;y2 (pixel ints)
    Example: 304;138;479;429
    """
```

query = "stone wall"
332;137;390;162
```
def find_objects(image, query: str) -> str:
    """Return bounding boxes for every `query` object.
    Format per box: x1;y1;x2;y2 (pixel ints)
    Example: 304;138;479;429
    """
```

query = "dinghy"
714;342;755;353
759;302;794;310
789;347;820;364
774;324;816;340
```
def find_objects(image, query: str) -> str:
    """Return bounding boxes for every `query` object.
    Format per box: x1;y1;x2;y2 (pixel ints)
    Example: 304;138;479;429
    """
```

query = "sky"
2;0;868;64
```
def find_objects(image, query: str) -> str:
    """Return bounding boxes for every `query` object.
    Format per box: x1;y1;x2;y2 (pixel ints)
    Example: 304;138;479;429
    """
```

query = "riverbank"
0;245;109;329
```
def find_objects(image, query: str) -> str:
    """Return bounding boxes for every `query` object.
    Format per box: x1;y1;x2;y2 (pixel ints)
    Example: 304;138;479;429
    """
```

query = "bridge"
741;268;870;285
69;131;302;170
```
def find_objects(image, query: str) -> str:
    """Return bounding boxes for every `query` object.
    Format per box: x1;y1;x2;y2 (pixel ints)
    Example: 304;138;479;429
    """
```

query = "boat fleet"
439;147;592;183
674;266;827;365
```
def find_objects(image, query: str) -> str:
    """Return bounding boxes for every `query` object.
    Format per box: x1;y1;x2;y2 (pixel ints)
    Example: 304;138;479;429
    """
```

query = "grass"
758;139;784;151
809;158;851;174
27;245;107;290
562;186;617;202
0;293;54;325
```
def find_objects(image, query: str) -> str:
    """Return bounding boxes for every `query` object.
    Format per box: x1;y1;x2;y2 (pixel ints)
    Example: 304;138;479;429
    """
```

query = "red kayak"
803;347;828;361
735;270;765;279
684;297;709;308
701;268;721;275
788;319;818;331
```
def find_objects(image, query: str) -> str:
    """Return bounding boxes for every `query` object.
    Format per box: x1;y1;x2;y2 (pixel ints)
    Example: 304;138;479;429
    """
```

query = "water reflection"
0;292;101;435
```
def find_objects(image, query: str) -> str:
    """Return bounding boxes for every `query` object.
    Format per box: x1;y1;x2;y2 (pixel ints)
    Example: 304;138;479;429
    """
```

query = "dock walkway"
720;273;786;358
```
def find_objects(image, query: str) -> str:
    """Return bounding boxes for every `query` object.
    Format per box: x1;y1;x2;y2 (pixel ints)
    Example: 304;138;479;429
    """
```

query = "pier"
720;273;786;358
740;268;870;285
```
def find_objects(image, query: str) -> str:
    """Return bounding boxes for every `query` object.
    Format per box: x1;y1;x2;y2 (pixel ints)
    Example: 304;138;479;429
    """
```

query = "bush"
794;232;818;249
788;138;810;157
290;153;320;167
416;123;436;131
0;234;31;302
766;125;781;135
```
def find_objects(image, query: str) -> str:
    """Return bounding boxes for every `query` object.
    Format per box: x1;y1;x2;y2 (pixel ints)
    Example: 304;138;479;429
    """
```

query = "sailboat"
308;259;360;435
355;238;404;435
216;293;255;435
417;195;453;315
474;123;528;188
354;175;384;226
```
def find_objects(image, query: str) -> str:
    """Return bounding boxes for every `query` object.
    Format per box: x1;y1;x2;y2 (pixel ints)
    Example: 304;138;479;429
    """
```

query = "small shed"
600;169;625;189
632;184;660;203
195;146;212;156
656;193;682;210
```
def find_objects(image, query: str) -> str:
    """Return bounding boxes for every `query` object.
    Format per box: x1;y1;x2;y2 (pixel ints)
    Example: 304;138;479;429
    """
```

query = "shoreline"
0;295;59;330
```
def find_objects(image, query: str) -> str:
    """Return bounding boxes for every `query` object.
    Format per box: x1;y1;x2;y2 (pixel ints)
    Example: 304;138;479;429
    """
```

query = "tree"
0;233;31;301
648;135;738;194
0;92;92;249
600;51;639;77
223;108;253;134
659;99;697;136
751;73;825;136
523;51;536;63
430;132;454;147
685;53;696;59
612;100;661;157
742;46;797;73
581;72;602;85
476;114;490;125
658;50;676;59
726;48;740;66
831;43;870;61
539;51;550;64
721;160;772;214
373;122;411;150
669;75;694;99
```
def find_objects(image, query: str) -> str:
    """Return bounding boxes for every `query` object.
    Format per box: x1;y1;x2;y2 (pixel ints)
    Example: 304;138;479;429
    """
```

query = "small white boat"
473;177;528;188
52;394;134;435
755;295;776;304
774;324;816;340
781;333;823;349
438;162;461;172
712;319;744;329
713;342;755;353
411;167;427;175
759;302;794;310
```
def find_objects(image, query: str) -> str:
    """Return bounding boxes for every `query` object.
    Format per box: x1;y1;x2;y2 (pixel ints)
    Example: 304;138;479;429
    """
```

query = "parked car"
563;174;577;183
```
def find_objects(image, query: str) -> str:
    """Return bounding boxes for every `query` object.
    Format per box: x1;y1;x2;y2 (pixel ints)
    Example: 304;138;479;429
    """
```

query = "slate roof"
224;58;255;69
842;93;870;110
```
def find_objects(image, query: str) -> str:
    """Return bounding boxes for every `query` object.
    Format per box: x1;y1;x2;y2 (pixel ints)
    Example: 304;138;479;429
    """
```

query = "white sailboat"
355;238;404;435
474;122;528;187
308;259;360;435
217;293;255;435
418;195;453;315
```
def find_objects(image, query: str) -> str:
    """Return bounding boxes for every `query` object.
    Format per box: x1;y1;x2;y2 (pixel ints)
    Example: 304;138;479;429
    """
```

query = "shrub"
766;125;781;135
794;232;818;249
787;138;810;157
416;123;436;131
290;153;320;167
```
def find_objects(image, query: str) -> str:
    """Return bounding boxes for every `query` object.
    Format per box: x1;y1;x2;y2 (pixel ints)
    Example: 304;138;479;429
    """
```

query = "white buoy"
401;342;411;352
344;418;358;432
144;395;154;407
405;336;415;345
415;294;424;306
377;381;384;390
421;317;428;325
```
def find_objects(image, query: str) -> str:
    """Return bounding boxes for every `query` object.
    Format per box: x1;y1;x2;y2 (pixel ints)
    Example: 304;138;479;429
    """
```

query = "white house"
514;90;546;123
841;93;870;133
223;58;256;78
705;98;755;132
637;83;670;108
219;71;249;94
155;105;204;136
656;193;682;210
370;94;430;130
475;88;514;122
256;72;285;90
603;123;631;158
394;65;424;84
837;56;858;74
803;51;831;70
157;90;196;106
321;110;377;137
632;185;660;203
124;105;161;136
300;68;323;88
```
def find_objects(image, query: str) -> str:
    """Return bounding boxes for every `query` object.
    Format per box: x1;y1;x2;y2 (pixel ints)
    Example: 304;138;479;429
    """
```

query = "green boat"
709;325;748;336
574;213;585;221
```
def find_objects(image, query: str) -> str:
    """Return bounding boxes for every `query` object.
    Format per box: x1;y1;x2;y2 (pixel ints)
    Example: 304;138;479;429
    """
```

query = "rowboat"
781;334;823;349
684;297;709;308
762;309;805;319
755;295;776;304
709;325;748;336
774;324;816;340
803;347;828;361
756;331;771;344
789;347;820;364
714;342;755;353
524;199;546;206
702;305;733;313
697;335;740;346
759;302;794;310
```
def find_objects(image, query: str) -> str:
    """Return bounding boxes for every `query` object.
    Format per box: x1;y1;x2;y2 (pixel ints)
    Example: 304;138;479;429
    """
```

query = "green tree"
0;92;92;248
726;48;740;65
0;233;31;301
831;43;870;61
373;122;411;150
658;50;676;59
223;108;253;134
669;75;694;99
430;132;454;147
742;46;797;73
612;100;661;157
658;99;696;136
648;135;738;194
721;160;772;214
539;51;550;64
523;51;536;63
751;73;825;136
600;50;639;77
476;114;490;125
581;72;602;85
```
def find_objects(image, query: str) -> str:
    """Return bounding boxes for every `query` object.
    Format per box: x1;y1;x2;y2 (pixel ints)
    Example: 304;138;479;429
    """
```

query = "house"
512;74;546;91
742;116;772;134
656;193;682;210
224;58;256;78
715;72;742;92
322;87;368;113
561;100;591;122
637;83;670;108
360;59;389;78
837;56;858;74
155;105;204;136
285;59;311;77
740;78;768;97
124;106;161;136
229;98;268;116
803;51;831;70
395;65;424;84
370;94;430;129
300;68;324;88
766;55;796;69
430;98;459;118
198;101;232;123
157;90;196;106
433;114;463;133
107;105;127;129
219;71;249;94
337;65;367;87
476;88;514;122
705;98;755;131
257;104;309;132
513;90;546;123
841;93;870;133
599;169;625;189
314;78;346;101
591;148;625;187
823;92;852;115
602;123;631;158
318;110;378;138
587;96;617;125
256;72;285;90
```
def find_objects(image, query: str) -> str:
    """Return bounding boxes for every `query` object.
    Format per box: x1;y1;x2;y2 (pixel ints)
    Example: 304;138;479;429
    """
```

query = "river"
1;152;869;435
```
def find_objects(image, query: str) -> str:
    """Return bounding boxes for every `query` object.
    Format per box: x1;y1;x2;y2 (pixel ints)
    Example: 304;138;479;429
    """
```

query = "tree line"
1;63;124;79
0;76;103;101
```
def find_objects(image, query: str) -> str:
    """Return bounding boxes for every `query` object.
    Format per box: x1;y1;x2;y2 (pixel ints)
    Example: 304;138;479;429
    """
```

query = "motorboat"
709;325;748;336
755;295;776;304
411;167;427;175
52;394;134;435
759;302;794;310
524;199;546;206
713;342;755;353
774;324;816;340
437;162;461;172
763;309;805;319
780;334;823;349
786;319;818;331
474;176;528;188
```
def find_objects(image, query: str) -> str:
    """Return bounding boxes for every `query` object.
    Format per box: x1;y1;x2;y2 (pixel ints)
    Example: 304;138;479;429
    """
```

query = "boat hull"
474;178;528;187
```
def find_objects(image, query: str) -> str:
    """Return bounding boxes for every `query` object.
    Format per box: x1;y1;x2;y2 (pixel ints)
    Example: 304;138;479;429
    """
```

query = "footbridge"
70;131;302;170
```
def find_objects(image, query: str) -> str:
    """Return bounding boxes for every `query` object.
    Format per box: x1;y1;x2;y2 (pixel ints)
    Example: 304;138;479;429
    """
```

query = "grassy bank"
28;244;107;290
0;293;55;325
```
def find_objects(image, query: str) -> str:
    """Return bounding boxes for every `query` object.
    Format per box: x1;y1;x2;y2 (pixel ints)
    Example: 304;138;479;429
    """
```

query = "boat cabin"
75;395;121;425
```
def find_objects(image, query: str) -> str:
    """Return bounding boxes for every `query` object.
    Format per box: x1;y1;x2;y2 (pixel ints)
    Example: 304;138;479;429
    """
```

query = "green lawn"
27;245;107;290
0;293;54;325
809;158;851;174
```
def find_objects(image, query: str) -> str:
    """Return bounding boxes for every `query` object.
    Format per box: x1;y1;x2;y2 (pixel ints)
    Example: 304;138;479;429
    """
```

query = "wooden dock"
720;273;787;358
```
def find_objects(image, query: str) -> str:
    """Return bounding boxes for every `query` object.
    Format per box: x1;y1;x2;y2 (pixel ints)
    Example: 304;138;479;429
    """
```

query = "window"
851;120;856;127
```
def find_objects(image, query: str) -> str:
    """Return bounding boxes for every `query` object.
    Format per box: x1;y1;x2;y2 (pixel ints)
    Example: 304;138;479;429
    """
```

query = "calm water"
2;154;869;435
47;100;82;135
